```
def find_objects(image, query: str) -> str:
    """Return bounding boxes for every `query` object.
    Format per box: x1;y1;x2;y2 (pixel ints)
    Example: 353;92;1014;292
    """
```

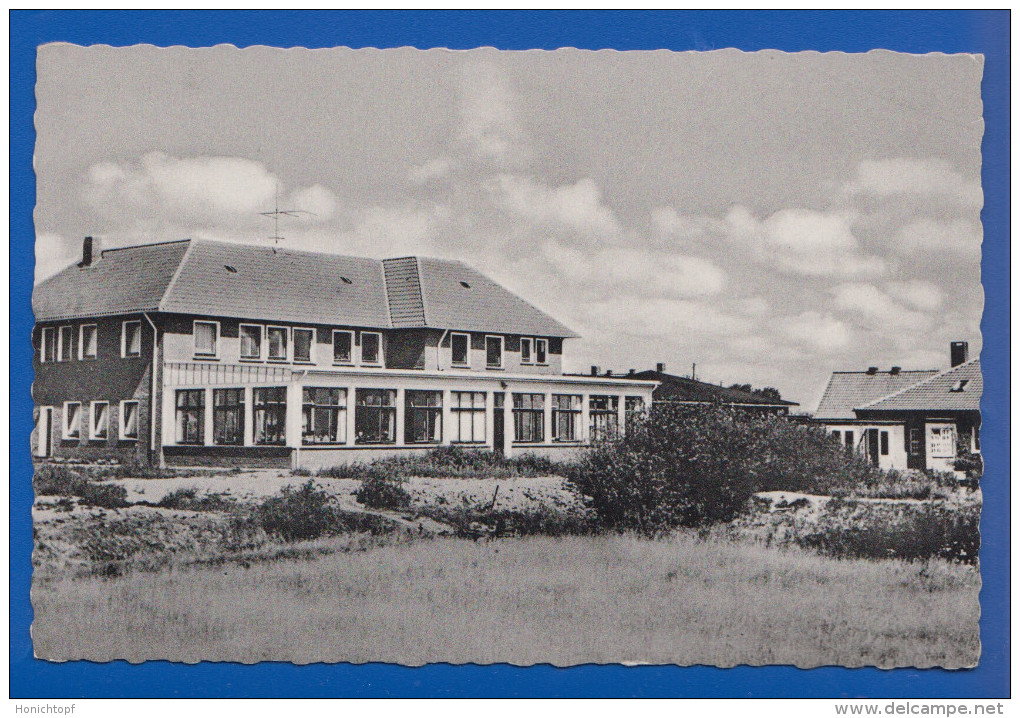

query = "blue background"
10;10;1010;698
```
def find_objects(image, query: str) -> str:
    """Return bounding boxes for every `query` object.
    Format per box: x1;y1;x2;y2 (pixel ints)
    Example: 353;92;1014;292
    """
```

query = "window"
254;387;287;445
625;396;645;431
880;430;889;456
844;431;854;449
302;387;346;445
589;395;619;441
450;391;486;443
552;394;581;442
90;401;109;440
58;326;74;362
176;389;205;445
122;320;142;357
909;428;922;455
240;324;262;360
41;327;56;363
120;401;139;440
405;390;442;444
79;324;97;360
513;393;545;443
333;330;353;364
267;326;289;360
486;335;504;368
361;332;382;364
293;328;314;363
520;338;533;364
451;333;470;366
213;388;245;446
194;321;218;358
355;389;396;444
62;401;81;439
536;338;548;365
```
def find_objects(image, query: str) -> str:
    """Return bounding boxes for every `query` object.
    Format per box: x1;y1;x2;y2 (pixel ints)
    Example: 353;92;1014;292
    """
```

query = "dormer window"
950;379;970;392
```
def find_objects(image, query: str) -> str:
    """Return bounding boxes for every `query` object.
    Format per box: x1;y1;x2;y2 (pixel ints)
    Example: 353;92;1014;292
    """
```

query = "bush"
568;404;884;534
33;464;129;509
419;506;596;538
156;488;234;512
355;475;412;510
318;445;564;479
255;481;339;542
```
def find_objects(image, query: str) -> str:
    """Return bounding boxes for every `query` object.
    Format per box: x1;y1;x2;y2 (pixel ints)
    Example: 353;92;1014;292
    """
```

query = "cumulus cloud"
885;279;944;311
289;184;338;220
456;60;529;167
777;311;851;353
846;157;983;209
408;157;456;185
725;205;886;278
892;217;982;261
588;297;751;339
831;282;934;333
487;175;623;239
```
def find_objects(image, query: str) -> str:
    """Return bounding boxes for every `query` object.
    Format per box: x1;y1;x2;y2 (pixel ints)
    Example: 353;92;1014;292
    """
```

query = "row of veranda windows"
39;321;141;362
174;389;645;446
60;400;139;441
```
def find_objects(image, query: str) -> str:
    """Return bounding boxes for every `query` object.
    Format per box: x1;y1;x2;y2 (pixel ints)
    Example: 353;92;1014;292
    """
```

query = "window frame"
332;329;354;365
79;323;98;360
193;320;220;359
239;323;264;361
485;335;504;369
450;391;487;444
212;388;246;446
89;401;109;441
535;338;548;366
175;389;206;445
40;327;57;363
121;319;142;358
625;395;646;432
405;390;443;444
880;430;890;456
520;337;533;365
62;401;81;439
551;394;582;442
253;386;288;445
266;325;290;362
450;332;470;367
512;392;545;444
119;400;140;441
57;325;74;362
354;388;397;444
292;327;315;364
360;331;383;366
302;387;348;445
589;395;620;442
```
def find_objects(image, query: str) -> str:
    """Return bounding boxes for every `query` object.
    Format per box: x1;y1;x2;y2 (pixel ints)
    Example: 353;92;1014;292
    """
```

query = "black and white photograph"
30;43;984;668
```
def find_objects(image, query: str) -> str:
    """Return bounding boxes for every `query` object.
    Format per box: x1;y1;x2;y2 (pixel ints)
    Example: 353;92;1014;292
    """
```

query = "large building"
814;342;981;473
32;237;656;469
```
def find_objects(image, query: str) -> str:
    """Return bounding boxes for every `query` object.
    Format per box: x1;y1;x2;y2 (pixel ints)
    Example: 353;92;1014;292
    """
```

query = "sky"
33;45;984;410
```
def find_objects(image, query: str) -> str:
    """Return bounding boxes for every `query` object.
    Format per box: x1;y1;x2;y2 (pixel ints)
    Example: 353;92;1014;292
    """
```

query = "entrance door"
493;392;505;457
866;428;880;467
35;407;52;458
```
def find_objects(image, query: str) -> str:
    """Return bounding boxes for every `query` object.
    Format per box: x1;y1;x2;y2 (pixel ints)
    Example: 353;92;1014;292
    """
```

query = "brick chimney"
79;236;100;267
590;365;600;376
890;366;901;375
951;341;969;367
656;362;666;373
866;366;879;375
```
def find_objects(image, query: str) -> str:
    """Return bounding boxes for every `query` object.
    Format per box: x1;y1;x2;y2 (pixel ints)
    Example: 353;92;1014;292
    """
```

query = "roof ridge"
100;238;192;255
157;238;195;312
855;358;981;410
831;369;939;375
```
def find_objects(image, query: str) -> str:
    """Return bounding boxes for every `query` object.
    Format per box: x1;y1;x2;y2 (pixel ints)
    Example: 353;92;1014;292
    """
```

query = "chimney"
628;368;635;376
951;341;969;367
590;365;600;376
890;366;901;375
79;236;100;267
605;369;613;377
866;366;879;375
656;362;666;373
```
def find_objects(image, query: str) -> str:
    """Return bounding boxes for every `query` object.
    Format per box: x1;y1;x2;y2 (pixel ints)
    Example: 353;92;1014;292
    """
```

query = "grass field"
32;532;980;667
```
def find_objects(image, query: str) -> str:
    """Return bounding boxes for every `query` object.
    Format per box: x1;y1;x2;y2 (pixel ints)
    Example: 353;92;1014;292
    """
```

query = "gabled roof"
857;359;982;413
33;238;577;337
813;369;939;420
631;370;799;407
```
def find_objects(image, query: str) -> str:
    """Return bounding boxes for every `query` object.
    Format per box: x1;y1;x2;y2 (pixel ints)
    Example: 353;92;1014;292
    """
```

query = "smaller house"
628;364;799;415
814;342;981;473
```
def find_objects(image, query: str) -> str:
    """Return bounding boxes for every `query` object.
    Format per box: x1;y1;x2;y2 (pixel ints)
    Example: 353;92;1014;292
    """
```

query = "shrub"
33;464;129;508
76;481;130;509
255;481;339;542
954;452;983;481
419;505;596;538
318;445;565;479
156;488;234;512
568;404;884;533
355;475;412;510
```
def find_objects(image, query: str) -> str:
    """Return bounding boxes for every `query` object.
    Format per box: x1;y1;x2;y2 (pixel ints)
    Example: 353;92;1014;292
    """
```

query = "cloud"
456;61;529;167
725;205;886;278
831;282;934;332
892;217;982;261
885;279;943;311
587;297;751;339
846;158;983;209
488;175;623;239
289;184;338;220
408;157;456;185
540;241;726;299
34;232;78;283
777;311;851;353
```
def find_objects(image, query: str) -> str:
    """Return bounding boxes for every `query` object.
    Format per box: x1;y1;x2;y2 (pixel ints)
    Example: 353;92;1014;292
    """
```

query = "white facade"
819;421;909;471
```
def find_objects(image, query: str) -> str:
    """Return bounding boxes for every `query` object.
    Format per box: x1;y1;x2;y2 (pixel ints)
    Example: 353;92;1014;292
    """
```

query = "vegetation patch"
247;480;395;542
355;475;412;510
155;488;235;512
317;445;564;479
33;465;129;509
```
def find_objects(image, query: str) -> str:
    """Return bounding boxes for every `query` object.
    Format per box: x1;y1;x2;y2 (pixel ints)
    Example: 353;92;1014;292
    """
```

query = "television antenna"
259;183;316;251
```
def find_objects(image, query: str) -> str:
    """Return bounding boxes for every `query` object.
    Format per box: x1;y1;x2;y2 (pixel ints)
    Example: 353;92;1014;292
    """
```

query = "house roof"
856;358;982;413
630;370;799;407
813;369;939;420
33;238;577;337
